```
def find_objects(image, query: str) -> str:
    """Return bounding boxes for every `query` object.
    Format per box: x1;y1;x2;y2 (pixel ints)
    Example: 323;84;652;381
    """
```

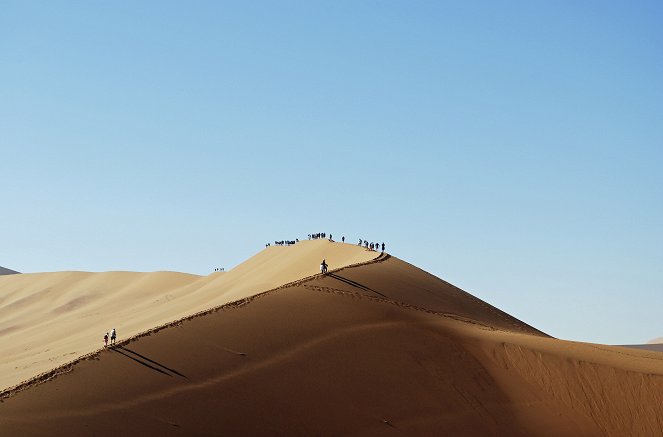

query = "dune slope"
2;253;663;436
0;240;375;391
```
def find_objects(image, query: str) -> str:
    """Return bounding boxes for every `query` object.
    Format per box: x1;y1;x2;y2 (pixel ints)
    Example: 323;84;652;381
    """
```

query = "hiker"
320;259;328;274
342;236;345;243
110;328;117;345
104;332;109;348
382;242;385;252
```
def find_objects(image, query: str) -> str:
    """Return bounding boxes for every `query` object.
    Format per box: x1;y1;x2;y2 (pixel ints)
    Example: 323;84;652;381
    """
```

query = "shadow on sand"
326;273;386;298
110;346;187;378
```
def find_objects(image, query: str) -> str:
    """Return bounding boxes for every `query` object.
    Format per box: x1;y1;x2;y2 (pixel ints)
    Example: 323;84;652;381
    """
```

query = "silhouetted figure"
329;234;332;241
359;239;362;246
320;259;328;274
342;236;345;243
381;242;385;252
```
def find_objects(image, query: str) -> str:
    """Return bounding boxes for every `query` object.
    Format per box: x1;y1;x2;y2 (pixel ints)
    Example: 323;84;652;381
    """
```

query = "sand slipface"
2;243;663;436
0;240;375;391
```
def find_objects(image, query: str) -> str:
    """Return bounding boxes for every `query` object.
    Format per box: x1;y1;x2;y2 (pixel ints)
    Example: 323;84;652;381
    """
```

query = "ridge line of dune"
0;250;388;400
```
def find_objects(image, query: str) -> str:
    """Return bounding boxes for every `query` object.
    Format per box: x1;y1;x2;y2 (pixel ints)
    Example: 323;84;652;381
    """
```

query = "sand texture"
2;241;663;436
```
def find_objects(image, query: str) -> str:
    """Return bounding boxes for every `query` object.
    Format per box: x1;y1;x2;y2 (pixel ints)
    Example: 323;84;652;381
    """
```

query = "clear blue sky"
2;1;662;345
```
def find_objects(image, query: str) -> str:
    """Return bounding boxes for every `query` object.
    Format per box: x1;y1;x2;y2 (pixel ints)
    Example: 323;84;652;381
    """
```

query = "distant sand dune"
0;266;19;275
2;242;663;436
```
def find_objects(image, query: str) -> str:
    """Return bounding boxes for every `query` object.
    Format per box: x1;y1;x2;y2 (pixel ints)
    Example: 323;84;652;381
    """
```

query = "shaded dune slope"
3;253;663;436
313;256;546;336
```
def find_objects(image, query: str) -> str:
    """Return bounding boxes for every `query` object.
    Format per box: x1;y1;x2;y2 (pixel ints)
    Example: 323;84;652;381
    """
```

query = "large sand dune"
0;240;375;391
2;242;663;436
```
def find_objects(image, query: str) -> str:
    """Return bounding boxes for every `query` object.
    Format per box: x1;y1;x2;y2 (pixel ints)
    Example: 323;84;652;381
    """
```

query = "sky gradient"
2;1;662;345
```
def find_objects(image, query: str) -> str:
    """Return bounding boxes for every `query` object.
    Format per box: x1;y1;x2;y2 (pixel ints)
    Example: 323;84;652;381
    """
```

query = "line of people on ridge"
359;239;385;252
273;240;298;246
264;232;388;258
268;233;386;253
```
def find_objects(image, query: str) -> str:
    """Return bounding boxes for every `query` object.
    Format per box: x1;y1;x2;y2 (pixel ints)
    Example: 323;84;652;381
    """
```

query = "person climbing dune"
110;328;117;346
103;332;109;348
320;259;328;274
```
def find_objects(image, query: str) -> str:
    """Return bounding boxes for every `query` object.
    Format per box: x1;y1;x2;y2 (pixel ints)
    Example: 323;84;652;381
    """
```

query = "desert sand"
2;240;663;436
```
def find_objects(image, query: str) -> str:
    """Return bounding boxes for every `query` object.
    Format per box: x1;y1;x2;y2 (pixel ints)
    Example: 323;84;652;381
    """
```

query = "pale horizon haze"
2;1;662;345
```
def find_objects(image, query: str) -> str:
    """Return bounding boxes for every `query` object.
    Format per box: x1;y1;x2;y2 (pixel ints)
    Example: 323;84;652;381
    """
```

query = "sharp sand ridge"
0;240;376;391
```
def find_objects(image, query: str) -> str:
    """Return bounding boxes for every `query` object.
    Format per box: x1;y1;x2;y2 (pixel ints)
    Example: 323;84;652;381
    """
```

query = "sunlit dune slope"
3;255;663;436
0;240;375;390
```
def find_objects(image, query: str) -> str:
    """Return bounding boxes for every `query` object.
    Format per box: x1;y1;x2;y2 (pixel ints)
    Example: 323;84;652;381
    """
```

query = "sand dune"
0;266;19;275
2;243;663;436
0;240;375;391
624;343;663;353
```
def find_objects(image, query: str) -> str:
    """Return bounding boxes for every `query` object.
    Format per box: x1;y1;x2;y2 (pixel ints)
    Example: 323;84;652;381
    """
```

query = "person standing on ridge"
342;236;345;243
110;328;117;346
103;332;109;348
382;242;385;252
320;259;328;274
